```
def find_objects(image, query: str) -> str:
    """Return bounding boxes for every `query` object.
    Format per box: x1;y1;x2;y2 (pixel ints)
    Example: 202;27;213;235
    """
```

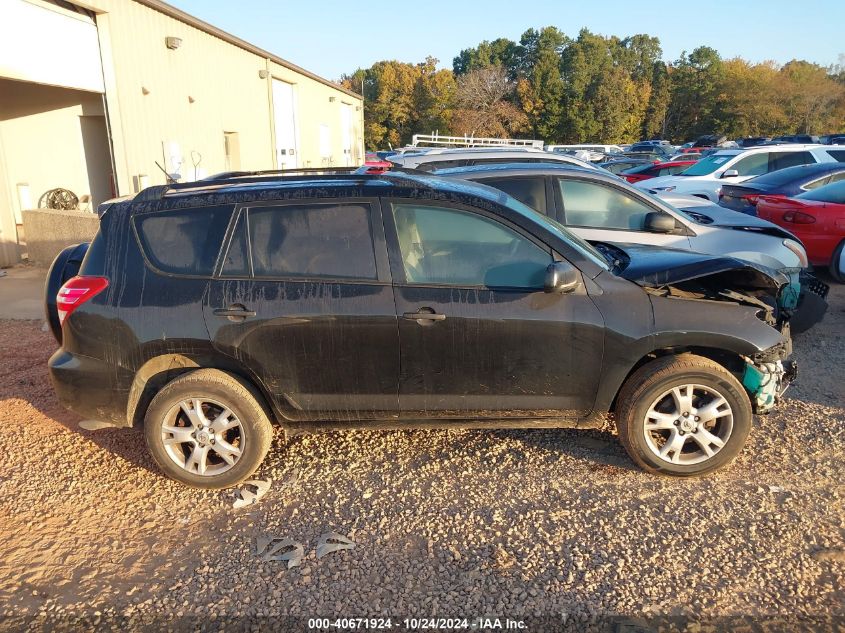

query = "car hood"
657;193;798;240
598;242;788;290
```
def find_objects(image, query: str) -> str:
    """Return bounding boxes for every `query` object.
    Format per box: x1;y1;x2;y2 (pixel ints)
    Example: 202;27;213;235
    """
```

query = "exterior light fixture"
329;96;336;102
165;36;182;50
258;69;269;79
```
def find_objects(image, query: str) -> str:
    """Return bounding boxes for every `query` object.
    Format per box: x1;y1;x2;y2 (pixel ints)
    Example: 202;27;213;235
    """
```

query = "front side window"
391;204;551;288
480;177;547;214
558;179;655;230
135;205;233;276
731;153;770;176
248;203;377;280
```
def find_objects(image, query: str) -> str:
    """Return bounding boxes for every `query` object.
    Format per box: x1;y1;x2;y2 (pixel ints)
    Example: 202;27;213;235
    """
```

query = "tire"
830;240;845;283
144;369;273;489
615;354;752;477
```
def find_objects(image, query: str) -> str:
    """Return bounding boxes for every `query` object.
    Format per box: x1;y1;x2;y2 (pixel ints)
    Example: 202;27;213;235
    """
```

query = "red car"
619;160;697;183
364;152;392;174
756;180;845;282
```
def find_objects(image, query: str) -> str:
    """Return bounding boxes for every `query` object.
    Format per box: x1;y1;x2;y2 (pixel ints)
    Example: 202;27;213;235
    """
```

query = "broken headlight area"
742;358;797;414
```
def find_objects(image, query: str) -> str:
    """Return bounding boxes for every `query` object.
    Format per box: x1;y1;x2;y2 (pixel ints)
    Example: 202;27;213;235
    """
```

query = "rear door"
383;199;604;418
203;199;399;420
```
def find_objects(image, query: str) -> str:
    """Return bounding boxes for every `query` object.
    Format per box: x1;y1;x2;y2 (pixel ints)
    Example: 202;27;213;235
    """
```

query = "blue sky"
169;0;845;82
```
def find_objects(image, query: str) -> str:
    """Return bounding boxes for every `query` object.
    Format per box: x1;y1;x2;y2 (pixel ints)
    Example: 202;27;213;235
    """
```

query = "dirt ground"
0;281;842;632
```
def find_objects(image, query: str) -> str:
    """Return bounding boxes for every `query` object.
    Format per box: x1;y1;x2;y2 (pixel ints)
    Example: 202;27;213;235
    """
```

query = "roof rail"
132;166;429;201
411;132;544;150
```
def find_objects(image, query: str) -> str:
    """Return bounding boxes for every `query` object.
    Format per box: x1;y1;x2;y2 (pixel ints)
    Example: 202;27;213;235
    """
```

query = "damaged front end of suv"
598;243;798;414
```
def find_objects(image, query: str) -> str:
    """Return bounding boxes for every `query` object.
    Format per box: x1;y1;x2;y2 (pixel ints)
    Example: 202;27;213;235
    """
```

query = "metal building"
0;0;365;266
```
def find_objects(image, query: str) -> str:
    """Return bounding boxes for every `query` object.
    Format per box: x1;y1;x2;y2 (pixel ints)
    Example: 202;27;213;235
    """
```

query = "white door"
340;103;353;166
272;80;298;169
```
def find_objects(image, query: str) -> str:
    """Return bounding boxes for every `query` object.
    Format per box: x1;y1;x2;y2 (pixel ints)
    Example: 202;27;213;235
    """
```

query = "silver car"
389;147;600;173
434;162;829;331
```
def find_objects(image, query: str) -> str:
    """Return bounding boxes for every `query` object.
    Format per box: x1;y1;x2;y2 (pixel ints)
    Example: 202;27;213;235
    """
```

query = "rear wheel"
830;240;845;283
615;354;752;477
144;369;273;488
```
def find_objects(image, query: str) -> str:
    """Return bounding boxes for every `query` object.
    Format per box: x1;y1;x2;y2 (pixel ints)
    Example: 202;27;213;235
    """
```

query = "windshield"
499;195;610;271
678;154;737;176
796;180;845;203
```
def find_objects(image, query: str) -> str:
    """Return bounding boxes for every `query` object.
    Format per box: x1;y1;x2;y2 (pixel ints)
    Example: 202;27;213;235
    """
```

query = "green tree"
453;38;519;77
515;27;567;139
666;46;724;141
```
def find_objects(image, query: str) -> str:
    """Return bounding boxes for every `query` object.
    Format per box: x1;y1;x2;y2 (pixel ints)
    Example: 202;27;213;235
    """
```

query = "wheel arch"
126;353;284;429
604;345;749;414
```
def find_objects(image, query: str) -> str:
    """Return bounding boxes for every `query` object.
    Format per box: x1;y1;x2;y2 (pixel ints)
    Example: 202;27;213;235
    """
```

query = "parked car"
48;169;796;486
669;152;703;162
388;147;598;172
756;180;845;282
736;137;771;148
364;152;392;174
545;144;624;161
620;160;698;184
433;162;828;332
629;142;674;157
599;158;656;174
636;145;842;202
718;163;845;215
773;135;820;144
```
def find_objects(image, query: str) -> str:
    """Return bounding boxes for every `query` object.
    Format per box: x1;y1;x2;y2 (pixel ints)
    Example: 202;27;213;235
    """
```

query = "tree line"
340;28;845;150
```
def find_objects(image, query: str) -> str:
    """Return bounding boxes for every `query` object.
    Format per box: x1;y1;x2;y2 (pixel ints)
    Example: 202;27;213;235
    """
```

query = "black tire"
144;369;273;489
830;240;845;283
615;354;753;477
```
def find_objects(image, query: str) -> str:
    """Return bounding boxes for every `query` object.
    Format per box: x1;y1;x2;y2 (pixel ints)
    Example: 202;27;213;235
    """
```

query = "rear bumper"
48;349;130;427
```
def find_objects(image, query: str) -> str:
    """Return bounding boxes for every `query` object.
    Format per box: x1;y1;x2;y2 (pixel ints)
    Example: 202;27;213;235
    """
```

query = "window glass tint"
419;159;466;172
803;176;831;190
667;165;689;175
769;151;813;171
797;180;845;204
732;153;770;176
391;204;551;288
480;177;547;214
559;180;654;230
827;150;845;162
828;171;845;183
249;203;377;280
135;206;232;275
222;211;249;276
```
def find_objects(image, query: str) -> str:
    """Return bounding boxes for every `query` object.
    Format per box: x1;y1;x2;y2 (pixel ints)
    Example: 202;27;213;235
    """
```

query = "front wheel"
615;354;752;477
144;369;273;488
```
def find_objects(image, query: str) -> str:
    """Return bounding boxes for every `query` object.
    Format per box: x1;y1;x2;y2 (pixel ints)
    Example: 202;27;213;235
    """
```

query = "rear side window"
797;180;845;204
827;150;845;162
248;203;377;280
480;177;547;214
134;206;233;276
769;151;813;171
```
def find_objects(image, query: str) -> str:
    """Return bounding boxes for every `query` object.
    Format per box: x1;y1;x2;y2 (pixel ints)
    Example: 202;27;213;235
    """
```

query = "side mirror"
544;261;579;294
644;212;677;233
721;169;739;179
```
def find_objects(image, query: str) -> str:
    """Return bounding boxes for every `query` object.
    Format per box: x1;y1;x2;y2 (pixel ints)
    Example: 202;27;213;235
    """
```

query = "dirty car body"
48;170;796;486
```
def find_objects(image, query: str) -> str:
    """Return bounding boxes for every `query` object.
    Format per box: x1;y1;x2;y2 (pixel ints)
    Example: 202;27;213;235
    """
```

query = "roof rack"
411;132;544;150
132;166;429;201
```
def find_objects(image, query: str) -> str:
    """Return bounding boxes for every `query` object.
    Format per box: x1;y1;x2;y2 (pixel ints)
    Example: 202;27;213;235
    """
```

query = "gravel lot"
0;281;843;631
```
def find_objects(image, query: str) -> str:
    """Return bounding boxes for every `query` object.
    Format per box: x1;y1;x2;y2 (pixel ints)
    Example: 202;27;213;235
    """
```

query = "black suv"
47;169;795;487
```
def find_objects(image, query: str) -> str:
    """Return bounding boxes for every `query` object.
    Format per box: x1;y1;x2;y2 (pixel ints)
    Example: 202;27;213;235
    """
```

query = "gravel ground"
0;282;843;632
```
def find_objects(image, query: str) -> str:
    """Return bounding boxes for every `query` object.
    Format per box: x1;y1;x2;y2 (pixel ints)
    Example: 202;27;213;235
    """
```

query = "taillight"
57;276;109;325
782;211;816;224
742;194;760;206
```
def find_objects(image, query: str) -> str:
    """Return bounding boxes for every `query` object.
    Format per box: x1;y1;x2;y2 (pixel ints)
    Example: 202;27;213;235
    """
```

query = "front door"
203;199;399;420
383;199;605;419
272;79;299;169
553;176;693;250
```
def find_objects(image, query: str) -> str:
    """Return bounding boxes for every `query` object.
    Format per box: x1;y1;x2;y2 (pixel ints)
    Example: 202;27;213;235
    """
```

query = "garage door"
0;0;104;93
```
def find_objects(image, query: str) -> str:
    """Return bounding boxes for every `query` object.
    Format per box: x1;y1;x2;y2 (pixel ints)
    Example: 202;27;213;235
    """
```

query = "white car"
635;145;841;202
389;147;601;172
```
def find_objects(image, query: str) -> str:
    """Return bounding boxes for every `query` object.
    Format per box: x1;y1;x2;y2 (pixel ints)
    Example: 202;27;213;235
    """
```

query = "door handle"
402;308;446;323
213;305;256;321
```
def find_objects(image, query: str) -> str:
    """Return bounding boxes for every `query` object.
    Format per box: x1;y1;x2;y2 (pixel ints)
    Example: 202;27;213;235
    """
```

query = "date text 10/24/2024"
307;618;528;630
